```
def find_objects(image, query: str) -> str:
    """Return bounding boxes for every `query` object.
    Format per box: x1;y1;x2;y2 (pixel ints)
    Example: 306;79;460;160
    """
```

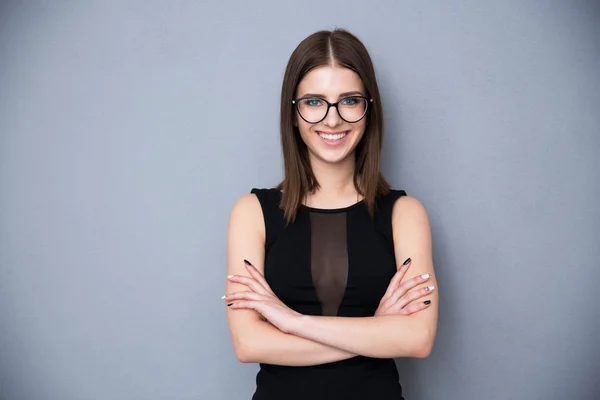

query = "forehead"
296;65;364;99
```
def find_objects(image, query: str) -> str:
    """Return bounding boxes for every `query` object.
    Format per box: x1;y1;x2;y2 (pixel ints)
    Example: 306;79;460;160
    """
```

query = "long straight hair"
277;29;390;223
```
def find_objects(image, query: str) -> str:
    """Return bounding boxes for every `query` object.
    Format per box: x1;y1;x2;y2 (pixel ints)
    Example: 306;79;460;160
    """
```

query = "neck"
308;153;359;200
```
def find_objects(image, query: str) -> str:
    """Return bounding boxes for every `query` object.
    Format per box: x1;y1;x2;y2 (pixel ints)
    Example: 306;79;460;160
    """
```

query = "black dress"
250;188;407;400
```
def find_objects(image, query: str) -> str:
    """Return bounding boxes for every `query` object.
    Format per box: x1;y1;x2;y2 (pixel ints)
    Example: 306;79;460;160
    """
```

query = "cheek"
352;121;367;139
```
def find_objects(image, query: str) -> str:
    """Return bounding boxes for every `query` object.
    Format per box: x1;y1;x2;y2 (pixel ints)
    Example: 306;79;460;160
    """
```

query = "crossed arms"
224;194;438;367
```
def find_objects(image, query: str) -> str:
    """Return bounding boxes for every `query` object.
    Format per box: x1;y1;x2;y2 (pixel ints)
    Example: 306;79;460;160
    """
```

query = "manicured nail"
221;295;226;299
227;303;233;307
421;274;430;279
244;259;252;267
424;300;431;305
402;257;411;266
227;275;234;279
426;285;435;291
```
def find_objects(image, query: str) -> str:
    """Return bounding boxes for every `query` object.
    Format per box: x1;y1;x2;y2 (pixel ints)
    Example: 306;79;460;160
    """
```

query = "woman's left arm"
288;196;439;359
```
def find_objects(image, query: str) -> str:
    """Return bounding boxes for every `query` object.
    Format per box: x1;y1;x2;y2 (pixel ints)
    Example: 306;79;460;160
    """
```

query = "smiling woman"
224;29;438;400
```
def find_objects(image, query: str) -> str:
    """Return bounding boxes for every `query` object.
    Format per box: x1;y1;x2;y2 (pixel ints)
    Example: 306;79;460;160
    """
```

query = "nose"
323;104;342;128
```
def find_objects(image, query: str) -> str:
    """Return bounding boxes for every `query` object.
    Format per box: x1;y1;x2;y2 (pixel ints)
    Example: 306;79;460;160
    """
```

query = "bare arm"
285;196;439;359
225;193;357;366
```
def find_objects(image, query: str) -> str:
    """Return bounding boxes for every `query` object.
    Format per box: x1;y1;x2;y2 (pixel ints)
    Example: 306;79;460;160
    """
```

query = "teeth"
318;132;347;140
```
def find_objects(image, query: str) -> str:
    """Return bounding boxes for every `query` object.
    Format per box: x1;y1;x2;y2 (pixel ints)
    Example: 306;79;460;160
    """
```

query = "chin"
309;141;357;165
313;152;352;165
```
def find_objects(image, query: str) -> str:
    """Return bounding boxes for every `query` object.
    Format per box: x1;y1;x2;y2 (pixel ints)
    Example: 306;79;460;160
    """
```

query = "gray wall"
1;1;599;399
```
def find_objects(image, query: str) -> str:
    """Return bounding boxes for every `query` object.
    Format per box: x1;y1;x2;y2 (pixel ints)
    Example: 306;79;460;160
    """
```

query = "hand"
224;260;302;334
375;258;435;316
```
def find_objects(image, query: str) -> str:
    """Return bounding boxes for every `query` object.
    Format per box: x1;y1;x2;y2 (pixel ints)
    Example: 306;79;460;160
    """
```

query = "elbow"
230;319;273;364
387;328;435;359
412;327;435;359
232;335;258;364
233;342;254;363
412;342;433;359
235;349;254;364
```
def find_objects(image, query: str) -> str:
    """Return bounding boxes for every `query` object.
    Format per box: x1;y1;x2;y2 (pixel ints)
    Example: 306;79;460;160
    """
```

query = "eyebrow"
298;91;365;99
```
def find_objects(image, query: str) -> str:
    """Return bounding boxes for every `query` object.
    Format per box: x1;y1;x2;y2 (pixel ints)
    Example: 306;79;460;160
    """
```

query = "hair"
276;28;391;223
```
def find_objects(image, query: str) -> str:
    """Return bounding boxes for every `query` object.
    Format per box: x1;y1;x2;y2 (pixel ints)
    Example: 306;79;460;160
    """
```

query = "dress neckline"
300;199;365;214
274;189;365;214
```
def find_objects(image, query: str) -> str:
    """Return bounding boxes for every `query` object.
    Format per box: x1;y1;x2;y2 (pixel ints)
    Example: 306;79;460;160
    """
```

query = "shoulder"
230;188;280;216
392;195;428;217
230;192;261;214
228;193;264;230
391;195;431;233
229;188;285;252
228;188;282;238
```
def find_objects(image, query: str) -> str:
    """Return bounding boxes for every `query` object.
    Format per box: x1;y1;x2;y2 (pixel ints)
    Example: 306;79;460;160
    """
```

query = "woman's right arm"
225;193;356;366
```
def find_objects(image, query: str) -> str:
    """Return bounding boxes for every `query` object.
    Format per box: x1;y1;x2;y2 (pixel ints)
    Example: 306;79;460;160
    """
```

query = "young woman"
224;29;438;400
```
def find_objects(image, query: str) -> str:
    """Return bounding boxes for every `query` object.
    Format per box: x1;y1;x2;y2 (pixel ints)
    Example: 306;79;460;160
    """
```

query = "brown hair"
277;28;390;223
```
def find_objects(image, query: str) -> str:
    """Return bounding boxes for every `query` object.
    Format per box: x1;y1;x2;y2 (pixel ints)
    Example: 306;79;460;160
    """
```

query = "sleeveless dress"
250;188;408;400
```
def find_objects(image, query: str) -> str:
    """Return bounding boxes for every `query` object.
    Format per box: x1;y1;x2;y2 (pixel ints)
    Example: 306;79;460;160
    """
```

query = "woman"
224;28;438;400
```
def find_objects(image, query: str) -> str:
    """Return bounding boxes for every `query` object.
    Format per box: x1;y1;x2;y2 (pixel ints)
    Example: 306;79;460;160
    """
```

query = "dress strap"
250;188;285;252
374;189;407;255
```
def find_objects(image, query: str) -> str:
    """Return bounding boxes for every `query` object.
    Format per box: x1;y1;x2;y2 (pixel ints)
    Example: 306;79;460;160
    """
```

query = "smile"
316;130;349;143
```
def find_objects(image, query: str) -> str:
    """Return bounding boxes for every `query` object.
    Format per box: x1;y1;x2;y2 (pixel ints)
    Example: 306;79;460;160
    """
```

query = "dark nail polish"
227;303;233;307
424;300;431;305
244;259;252;267
402;257;411;266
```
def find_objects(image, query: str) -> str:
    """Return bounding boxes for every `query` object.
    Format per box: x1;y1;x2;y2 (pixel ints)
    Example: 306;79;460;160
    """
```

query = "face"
294;65;368;165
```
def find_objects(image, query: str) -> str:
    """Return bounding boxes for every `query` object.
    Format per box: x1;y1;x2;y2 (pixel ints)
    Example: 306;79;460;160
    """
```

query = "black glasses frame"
292;95;373;124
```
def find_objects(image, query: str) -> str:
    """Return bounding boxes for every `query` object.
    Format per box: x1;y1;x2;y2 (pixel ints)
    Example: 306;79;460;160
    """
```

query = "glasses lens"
297;97;328;123
338;96;368;122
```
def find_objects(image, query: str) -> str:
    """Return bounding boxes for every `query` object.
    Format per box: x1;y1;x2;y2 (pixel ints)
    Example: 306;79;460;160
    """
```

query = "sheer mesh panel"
309;212;349;316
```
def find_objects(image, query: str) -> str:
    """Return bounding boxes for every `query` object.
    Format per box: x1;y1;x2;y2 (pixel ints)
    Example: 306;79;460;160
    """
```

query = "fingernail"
426;285;435;291
402;257;411;266
227;275;234;279
244;259;252;267
421;274;430;279
424;300;431;305
227;303;233;307
221;295;226;299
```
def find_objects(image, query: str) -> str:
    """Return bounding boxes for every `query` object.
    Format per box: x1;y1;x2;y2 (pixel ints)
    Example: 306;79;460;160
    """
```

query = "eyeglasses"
292;95;373;124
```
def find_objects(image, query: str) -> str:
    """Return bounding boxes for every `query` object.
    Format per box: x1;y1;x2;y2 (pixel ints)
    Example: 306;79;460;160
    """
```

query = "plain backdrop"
1;1;599;399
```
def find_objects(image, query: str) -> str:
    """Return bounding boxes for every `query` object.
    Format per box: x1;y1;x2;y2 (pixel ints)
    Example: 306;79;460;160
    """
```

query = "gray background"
1;1;599;399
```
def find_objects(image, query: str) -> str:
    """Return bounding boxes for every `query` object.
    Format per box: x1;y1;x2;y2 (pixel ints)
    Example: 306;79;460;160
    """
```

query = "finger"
228;300;262;311
227;274;268;294
380;258;412;303
243;259;275;295
395;285;435;310
224;291;266;302
387;273;431;305
400;299;432;315
378;259;413;313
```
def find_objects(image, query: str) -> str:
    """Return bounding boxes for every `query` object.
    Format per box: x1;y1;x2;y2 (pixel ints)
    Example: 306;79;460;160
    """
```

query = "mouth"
316;130;350;145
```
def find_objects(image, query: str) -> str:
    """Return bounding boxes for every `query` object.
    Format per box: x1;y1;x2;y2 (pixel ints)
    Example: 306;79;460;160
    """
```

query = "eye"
301;98;324;107
340;97;359;106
